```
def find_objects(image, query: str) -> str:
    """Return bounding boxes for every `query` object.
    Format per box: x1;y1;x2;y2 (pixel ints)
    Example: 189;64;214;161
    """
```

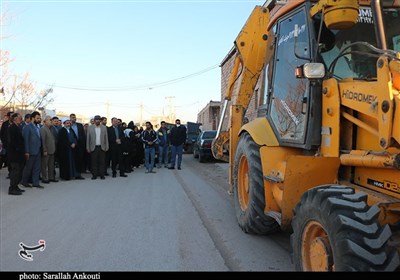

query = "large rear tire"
233;133;279;234
291;185;400;271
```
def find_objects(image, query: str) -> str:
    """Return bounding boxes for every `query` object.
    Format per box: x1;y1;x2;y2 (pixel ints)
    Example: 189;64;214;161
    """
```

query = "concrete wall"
197;101;221;131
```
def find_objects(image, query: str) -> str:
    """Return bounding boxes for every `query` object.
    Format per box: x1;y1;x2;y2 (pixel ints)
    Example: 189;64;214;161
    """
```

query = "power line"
36;64;219;92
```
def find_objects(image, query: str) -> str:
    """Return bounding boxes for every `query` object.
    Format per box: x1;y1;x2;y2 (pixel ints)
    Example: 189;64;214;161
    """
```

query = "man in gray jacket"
86;115;109;180
40;116;57;183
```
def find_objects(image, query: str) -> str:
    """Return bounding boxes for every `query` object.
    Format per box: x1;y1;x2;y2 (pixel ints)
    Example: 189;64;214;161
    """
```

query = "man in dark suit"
50;116;61;141
19;113;31;132
21;111;43;189
50;116;61;172
107;117;127;177
7;113;25;195
0;111;14;177
101;117;110;175
70;113;86;173
169;119;187;170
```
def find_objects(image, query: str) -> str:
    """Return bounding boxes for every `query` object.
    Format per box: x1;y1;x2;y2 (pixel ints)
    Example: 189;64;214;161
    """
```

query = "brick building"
197;101;221;131
219;47;265;131
198;0;281;132
196;46;264;133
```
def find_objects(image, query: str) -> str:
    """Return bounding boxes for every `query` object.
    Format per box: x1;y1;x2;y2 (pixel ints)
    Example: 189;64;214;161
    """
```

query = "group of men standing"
1;111;188;195
86;115;129;179
141;119;187;173
1;111;89;195
2;111;55;195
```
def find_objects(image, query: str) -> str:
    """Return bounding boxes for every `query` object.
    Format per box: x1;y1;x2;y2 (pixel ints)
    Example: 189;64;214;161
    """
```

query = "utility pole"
165;96;175;123
106;100;110;122
139;101;143;126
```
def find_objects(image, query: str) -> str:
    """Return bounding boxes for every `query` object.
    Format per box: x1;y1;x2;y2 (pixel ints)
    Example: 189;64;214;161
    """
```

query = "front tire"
233;133;279;234
291;185;400;271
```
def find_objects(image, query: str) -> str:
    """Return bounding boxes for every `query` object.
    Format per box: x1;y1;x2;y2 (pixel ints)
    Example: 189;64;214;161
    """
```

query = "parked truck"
212;0;400;271
184;121;202;153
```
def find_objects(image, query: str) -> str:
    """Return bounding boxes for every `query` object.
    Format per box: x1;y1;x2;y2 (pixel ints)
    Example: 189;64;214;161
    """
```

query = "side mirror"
296;63;325;79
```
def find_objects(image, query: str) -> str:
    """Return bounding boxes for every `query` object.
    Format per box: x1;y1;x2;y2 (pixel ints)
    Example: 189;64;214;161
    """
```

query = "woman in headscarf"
121;122;133;173
57;117;85;180
132;125;143;168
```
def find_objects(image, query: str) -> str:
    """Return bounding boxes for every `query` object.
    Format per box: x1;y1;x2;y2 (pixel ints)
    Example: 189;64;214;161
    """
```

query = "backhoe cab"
213;0;400;271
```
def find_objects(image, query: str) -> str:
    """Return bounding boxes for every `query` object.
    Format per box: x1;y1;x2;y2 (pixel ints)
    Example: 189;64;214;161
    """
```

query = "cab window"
268;8;310;143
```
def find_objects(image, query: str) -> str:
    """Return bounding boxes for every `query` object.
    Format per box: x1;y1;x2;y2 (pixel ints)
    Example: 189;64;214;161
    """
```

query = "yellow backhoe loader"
212;0;400;271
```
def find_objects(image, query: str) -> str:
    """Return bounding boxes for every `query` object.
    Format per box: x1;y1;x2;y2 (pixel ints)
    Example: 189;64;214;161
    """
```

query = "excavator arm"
212;6;271;168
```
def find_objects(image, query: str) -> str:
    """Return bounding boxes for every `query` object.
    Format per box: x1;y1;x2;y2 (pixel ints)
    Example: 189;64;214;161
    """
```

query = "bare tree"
272;73;307;140
2;73;54;115
0;8;54;115
0;50;14;90
0;7;14;91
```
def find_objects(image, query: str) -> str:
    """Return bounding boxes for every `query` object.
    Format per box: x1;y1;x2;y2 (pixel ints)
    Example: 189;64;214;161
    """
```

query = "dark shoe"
112;174;116;178
168;167;175;170
150;170;156;173
75;176;85;180
105;173;109;176
8;189;22;195
21;183;33;188
33;185;44;189
91;176;97;180
120;174;127;177
50;179;59;183
42;180;50;184
16;187;25;192
178;167;181;170
100;176;105;180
